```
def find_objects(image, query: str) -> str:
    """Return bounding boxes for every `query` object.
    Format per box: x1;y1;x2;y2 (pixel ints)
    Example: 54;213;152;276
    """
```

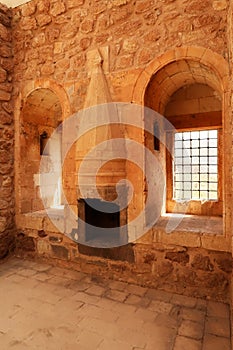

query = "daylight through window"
173;130;218;201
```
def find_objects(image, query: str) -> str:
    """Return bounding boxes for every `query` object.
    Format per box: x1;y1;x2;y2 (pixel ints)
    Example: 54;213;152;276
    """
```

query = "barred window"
173;130;218;201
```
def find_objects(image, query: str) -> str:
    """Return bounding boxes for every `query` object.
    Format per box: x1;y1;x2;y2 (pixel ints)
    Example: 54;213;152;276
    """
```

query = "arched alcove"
20;88;63;213
144;59;224;216
135;47;231;239
144;59;222;114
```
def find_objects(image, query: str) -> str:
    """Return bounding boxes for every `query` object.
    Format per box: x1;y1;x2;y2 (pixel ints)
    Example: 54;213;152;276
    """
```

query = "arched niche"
144;59;223;115
20;88;63;213
133;47;231;237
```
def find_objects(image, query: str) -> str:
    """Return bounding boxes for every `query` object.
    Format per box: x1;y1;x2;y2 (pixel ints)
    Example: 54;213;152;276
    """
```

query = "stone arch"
15;80;71;214
132;46;229;109
20;79;71;121
132;46;231;237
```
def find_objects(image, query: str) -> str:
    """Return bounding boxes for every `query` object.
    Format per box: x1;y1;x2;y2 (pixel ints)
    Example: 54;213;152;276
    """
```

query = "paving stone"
116;313;144;330
14;259;37;269
4;273;27;283
117;326;148;348
65;280;90;292
144;325;176;349
1;258;21;268
125;294;142;305
112;301;137;315
125;284;148;296
108;280;128;291
47;275;70;286
205;316;230;338
97;297;120;311
78;316;120;339
171;294;197;308
79;304;118;323
0;269;16;279
98;338;132;350
17;268;37;277
70;291;101;306
207;301;230;319
85;285;106;297
49;266;69;277
181;308;205;324
135;307;158;322
31;263;52;272
59;269;85;281
156;313;179;329
203;334;231;350
132;296;151;308
145;289;173;302
76;329;103;348
0;258;231;350
196;298;207;311
148;300;173;314
13;276;39;290
51;286;77;299
178;320;204;340
169;304;182;320
105;289;128;302
174;336;202;350
33;272;53;281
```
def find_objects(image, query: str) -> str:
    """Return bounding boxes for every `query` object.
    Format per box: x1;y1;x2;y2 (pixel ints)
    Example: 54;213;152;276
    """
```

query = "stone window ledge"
16;207;65;234
16;211;230;252
150;214;230;253
25;206;65;219
155;214;223;235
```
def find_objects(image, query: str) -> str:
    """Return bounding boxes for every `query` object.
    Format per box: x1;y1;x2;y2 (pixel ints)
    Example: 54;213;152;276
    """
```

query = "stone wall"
227;0;233;341
12;0;233;304
165;83;222;116
0;4;14;259
12;0;228;110
15;223;232;303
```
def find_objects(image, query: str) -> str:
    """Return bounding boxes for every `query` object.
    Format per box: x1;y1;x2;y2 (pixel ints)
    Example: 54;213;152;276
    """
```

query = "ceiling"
1;0;30;8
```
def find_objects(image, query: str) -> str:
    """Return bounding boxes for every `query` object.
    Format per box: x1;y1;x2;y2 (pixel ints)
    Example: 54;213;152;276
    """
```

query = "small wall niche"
40;131;48;156
153;122;160;151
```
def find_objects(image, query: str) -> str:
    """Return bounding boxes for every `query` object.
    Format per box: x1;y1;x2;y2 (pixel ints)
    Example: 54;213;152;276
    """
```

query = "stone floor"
0;258;231;350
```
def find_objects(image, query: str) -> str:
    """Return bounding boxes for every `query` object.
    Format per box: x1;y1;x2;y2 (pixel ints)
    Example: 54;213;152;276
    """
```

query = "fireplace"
79;198;120;246
77;193;135;262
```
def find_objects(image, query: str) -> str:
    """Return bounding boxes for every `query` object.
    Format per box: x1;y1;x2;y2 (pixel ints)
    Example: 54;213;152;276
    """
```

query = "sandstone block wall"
12;0;228;109
14;223;232;303
9;0;233;303
0;4;14;259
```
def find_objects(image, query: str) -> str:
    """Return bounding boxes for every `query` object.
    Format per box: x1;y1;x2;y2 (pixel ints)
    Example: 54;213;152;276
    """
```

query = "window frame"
166;111;223;216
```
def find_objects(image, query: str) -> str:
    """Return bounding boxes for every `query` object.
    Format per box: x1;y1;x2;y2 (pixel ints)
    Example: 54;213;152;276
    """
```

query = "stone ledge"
155;214;223;235
16;211;230;252
15;207;65;233
153;214;230;252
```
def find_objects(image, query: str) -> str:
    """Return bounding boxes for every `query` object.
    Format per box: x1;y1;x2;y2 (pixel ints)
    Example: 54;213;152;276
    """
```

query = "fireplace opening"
84;199;120;245
77;198;135;262
79;198;120;247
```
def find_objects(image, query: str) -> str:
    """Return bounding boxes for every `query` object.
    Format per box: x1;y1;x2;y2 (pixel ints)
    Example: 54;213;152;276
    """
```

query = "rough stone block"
51;244;69;260
37;239;51;255
50;2;66;17
207;301;230;319
174;336;202;350
203;334;230;350
205;317;230;338
178;320;204;340
0;90;10;101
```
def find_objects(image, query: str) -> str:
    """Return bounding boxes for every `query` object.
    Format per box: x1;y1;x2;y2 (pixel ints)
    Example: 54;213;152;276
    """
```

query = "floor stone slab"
0;258;231;350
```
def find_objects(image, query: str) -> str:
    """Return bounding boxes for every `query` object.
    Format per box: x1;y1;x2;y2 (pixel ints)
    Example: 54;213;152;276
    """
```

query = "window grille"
173;130;218;200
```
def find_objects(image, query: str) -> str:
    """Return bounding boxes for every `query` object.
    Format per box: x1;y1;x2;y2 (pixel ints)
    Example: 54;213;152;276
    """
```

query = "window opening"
173;129;218;201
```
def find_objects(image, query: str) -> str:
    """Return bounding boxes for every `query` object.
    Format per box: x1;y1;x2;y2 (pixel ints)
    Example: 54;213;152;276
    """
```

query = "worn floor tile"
0;257;231;350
